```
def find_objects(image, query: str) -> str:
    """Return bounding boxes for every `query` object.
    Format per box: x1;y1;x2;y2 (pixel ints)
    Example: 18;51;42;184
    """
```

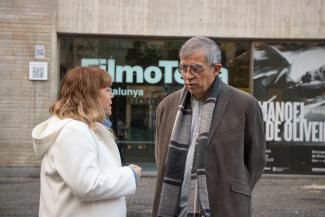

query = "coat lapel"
207;82;232;144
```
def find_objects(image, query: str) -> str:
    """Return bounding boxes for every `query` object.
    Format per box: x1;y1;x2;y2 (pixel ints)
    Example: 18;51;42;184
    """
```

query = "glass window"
60;37;251;165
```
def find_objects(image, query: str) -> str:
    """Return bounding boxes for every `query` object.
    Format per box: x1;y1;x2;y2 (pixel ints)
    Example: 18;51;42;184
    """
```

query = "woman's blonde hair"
49;66;112;127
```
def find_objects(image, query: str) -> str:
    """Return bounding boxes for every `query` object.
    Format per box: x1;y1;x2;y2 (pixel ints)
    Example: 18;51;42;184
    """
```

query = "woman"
32;66;141;217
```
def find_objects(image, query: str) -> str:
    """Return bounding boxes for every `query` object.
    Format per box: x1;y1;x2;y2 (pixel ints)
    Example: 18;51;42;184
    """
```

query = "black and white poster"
253;42;325;174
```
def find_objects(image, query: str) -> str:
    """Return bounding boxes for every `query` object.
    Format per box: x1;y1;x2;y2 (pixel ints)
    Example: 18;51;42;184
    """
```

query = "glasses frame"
178;64;213;75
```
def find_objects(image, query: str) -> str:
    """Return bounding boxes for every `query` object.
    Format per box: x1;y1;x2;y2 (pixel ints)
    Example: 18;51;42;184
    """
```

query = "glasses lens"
178;64;186;74
190;65;202;74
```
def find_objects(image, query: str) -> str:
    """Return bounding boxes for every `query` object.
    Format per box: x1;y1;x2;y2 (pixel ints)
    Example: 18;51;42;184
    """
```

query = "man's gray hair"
179;36;221;65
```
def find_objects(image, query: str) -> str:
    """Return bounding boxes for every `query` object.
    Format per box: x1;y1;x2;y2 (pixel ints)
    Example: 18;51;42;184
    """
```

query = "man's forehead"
180;50;206;62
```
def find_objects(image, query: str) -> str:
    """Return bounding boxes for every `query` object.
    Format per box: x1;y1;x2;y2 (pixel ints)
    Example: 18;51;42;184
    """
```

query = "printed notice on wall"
29;61;48;80
34;45;45;59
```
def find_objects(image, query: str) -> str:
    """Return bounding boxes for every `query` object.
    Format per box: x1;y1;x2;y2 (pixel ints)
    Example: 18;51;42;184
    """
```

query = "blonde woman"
32;66;141;217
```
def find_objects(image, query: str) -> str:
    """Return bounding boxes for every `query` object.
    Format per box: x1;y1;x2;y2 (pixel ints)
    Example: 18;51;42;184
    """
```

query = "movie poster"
253;42;325;174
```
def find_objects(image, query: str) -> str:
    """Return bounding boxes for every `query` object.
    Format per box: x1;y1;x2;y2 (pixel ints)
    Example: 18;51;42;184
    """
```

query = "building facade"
1;0;325;176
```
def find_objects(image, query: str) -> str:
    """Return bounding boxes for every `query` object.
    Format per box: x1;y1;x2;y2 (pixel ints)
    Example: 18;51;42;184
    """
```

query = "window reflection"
60;37;251;163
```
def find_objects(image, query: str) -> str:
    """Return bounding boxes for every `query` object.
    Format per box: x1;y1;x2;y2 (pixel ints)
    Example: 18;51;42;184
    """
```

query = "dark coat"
152;82;266;217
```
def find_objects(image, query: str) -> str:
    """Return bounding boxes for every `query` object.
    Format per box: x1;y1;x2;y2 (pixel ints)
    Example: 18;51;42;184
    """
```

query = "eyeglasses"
178;64;211;75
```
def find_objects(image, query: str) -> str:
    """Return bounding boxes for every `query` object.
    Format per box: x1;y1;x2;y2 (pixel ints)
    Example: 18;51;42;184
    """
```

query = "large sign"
81;58;229;85
253;43;325;174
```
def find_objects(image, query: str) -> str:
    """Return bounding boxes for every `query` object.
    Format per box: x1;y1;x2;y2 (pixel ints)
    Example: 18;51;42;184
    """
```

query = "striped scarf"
158;77;221;217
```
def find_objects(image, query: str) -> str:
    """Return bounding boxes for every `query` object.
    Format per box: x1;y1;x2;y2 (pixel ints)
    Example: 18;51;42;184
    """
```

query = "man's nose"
183;70;195;79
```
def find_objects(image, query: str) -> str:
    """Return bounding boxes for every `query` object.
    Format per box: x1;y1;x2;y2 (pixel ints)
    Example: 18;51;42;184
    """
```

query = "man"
153;36;266;217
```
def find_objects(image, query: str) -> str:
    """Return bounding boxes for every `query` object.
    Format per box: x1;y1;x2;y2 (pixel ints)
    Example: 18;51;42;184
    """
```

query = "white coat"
32;116;136;217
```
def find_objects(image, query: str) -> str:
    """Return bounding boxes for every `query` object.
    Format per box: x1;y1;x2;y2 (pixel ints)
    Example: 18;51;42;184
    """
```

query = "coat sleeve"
52;121;136;202
244;97;266;190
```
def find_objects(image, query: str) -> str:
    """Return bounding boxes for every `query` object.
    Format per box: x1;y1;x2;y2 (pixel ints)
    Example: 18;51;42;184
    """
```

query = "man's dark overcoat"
152;82;266;217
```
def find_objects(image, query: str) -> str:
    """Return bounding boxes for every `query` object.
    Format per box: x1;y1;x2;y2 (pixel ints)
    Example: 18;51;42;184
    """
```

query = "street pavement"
0;175;325;217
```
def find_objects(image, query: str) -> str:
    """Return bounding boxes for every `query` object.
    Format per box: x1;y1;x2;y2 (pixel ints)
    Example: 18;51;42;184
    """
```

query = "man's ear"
213;64;222;76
